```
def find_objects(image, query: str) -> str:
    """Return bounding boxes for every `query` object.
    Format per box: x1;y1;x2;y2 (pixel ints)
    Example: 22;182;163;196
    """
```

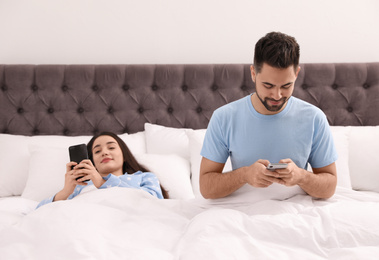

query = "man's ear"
250;65;256;83
295;66;301;78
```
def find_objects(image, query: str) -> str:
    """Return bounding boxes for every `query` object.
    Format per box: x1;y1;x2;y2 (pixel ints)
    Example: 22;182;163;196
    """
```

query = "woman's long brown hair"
87;132;168;199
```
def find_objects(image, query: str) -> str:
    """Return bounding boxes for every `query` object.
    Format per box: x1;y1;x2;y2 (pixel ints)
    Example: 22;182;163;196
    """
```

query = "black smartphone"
69;144;89;181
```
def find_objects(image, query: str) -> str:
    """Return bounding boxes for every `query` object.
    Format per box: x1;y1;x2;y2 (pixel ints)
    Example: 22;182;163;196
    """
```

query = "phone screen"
68;144;89;181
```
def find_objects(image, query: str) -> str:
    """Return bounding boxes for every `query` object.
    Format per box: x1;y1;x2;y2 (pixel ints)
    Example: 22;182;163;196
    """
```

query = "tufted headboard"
1;63;379;136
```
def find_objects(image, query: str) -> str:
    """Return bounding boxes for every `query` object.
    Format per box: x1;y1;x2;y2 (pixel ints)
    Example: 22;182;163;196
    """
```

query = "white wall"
1;0;378;64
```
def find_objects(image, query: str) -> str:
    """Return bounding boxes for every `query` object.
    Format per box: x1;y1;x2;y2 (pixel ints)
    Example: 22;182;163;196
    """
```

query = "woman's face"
91;135;124;176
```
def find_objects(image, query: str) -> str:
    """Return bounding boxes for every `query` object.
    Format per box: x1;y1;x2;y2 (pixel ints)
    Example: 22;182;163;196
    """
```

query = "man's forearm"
298;169;337;199
200;167;247;199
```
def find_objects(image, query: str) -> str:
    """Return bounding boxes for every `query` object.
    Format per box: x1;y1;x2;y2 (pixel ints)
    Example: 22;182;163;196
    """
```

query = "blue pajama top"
36;171;164;209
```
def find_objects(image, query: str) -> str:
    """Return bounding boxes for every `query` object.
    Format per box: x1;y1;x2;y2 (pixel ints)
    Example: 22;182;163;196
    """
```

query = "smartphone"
69;144;89;181
267;163;288;171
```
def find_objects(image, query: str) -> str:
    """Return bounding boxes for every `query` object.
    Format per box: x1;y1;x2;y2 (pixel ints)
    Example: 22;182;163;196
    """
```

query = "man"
200;32;337;200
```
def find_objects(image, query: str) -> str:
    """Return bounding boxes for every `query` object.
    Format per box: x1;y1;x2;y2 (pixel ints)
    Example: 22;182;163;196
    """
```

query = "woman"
37;132;168;209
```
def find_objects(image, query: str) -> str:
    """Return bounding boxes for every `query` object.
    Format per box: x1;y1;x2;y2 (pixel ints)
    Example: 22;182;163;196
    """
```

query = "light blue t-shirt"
201;94;338;170
36;171;163;209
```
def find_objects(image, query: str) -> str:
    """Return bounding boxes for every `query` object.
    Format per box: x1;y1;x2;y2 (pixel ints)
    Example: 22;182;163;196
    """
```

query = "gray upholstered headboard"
1;63;378;136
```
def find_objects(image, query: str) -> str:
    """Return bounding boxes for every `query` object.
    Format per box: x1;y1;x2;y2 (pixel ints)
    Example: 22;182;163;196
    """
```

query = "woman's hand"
73;159;106;188
54;162;89;201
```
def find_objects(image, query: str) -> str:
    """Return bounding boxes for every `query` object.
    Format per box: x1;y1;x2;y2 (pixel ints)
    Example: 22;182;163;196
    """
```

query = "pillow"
19;132;146;201
29;135;92;148
187;129;232;198
349;126;379;192
330;126;352;189
22;146;194;201
0;134;31;197
21;145;68;201
135;154;194;199
29;132;146;155
144;123;190;160
119;131;146;155
22;135;93;201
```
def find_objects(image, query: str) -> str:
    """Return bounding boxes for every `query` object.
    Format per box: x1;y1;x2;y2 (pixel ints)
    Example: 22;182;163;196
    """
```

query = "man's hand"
264;158;337;199
244;159;283;188
263;158;302;186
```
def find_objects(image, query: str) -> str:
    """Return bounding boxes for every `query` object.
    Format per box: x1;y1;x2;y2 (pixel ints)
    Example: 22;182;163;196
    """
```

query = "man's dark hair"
253;32;300;73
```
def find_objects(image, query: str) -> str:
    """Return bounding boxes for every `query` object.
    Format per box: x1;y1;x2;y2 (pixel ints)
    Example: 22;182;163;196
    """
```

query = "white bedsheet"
1;187;379;260
0;196;37;232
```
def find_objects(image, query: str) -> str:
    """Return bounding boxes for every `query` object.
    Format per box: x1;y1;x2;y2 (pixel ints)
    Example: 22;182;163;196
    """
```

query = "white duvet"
1;187;379;260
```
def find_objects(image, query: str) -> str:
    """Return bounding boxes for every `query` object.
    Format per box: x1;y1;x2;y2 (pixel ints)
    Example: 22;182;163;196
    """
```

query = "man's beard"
256;91;289;112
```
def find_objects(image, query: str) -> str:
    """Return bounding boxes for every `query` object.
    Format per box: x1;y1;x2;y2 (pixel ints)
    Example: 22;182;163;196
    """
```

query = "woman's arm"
36;162;87;209
99;172;164;199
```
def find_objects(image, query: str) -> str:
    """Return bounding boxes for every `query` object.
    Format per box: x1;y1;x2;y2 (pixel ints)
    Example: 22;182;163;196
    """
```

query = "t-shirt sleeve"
200;110;230;164
308;112;338;168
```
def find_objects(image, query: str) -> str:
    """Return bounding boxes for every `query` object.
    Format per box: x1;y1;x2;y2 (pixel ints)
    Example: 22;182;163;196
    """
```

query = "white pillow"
144;123;190;160
330;126;352;189
22;146;192;201
21;145;68;201
0;134;31;197
29;132;146;155
19;132;145;201
21;135;93;201
187;129;232;198
29;135;92;148
119;132;146;155
135;154;194;199
349;126;379;192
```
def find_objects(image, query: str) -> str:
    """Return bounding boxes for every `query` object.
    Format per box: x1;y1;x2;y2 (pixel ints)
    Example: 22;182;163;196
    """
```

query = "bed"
1;63;379;259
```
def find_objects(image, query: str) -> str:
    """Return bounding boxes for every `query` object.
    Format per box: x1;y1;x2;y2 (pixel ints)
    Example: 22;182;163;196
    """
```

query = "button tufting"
347;107;353;113
152;85;158;91
122;84;130;91
33;129;39;135
31;85;38;91
92;85;99;92
211;85;218;91
363;83;370;89
62;85;69;92
302;84;308;90
77;107;84;114
47;108;54;114
1;85;7;91
332;84;338;90
196;107;202;113
241;85;248;91
108;107;114;114
123;127;129;133
93;129;99;135
63;129;70;135
167;107;173;114
2;128;8;134
182;85;188;91
138;107;144;113
17;107;24;114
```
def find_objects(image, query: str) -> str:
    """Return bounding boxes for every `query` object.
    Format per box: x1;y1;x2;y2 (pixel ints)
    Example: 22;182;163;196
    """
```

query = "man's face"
251;63;300;115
